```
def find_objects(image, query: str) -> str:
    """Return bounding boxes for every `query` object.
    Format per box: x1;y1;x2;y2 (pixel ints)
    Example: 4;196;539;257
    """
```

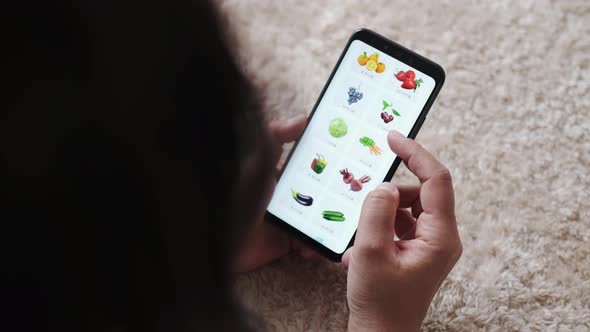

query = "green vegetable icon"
359;136;382;156
322;210;345;222
328;118;348;138
311;154;328;174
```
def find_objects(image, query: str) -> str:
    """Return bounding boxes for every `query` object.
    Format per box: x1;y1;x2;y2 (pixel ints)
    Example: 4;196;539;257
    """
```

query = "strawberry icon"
395;70;407;81
396;70;422;91
401;79;416;90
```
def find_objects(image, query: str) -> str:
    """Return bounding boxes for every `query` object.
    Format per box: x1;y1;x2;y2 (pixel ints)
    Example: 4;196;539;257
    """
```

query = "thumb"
269;113;307;143
355;182;400;252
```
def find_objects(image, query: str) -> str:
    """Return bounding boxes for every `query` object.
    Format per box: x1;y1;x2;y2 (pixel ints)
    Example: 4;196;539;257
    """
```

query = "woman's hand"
235;114;318;273
344;131;462;332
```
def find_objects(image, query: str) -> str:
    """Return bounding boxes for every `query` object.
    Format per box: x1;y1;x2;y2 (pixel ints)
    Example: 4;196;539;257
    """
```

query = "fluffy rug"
220;0;590;330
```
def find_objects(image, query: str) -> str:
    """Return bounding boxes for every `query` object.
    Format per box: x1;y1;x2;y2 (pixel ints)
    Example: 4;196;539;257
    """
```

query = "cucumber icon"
322;210;345;222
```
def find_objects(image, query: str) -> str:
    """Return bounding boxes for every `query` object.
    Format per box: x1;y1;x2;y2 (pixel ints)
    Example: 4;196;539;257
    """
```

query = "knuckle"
355;242;389;259
437;168;453;182
407;154;423;176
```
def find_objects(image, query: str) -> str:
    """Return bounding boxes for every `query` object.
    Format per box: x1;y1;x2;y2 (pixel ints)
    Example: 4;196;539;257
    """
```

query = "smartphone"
266;29;445;261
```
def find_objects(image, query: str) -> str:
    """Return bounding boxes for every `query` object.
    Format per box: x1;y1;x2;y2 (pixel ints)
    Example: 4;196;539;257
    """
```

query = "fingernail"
288;113;307;125
376;182;396;192
389;130;404;139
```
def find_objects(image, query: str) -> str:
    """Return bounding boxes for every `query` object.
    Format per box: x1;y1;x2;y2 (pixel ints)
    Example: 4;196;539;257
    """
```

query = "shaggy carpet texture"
220;0;590;330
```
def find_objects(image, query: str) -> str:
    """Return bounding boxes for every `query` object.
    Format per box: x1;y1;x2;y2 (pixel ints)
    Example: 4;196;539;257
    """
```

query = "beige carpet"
220;0;590;330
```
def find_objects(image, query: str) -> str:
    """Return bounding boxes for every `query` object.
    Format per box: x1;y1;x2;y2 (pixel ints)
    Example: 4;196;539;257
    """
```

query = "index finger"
387;131;455;218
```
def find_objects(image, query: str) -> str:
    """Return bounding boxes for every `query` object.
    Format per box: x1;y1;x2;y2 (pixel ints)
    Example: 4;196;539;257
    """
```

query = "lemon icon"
366;59;377;71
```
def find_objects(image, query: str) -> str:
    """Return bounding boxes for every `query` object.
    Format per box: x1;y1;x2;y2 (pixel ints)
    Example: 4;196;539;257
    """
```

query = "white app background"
268;40;436;254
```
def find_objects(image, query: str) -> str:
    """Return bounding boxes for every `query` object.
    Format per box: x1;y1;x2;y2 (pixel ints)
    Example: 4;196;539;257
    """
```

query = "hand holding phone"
345;131;462;332
266;29;446;260
235;114;326;273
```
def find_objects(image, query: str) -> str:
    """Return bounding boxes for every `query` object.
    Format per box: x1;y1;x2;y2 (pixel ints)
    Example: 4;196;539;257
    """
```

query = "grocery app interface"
268;40;436;254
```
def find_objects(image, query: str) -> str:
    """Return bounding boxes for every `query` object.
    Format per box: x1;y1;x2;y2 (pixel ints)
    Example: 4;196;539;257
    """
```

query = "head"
2;0;274;331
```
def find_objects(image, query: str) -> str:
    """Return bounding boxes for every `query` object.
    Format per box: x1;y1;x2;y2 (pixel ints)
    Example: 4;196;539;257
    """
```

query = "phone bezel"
265;28;446;262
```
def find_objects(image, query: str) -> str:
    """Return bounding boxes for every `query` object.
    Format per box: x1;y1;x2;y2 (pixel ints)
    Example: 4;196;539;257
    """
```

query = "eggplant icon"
291;189;313;206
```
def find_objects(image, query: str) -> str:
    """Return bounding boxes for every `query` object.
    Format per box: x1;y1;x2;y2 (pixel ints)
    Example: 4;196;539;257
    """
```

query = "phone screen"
267;39;437;254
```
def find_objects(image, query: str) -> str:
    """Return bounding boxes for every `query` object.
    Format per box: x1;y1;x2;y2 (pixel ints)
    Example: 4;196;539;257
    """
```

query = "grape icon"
347;87;363;105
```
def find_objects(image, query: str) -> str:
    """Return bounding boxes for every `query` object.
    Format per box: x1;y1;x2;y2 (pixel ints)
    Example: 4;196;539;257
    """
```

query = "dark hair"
2;1;273;331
